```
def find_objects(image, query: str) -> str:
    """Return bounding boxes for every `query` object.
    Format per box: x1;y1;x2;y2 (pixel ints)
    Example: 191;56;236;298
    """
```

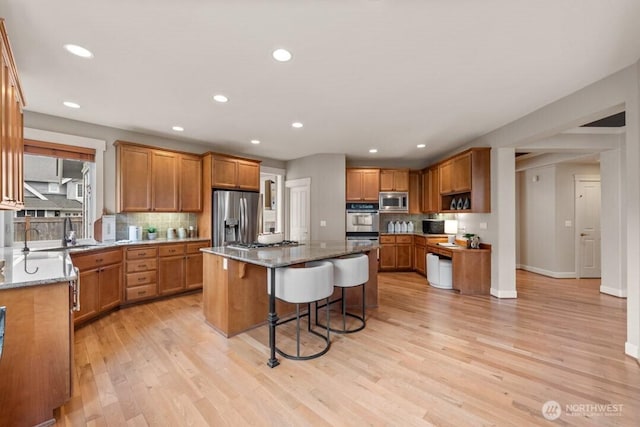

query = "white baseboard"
519;264;576;279
625;342;639;360
490;288;518;298
515;263;522;269
600;285;627;298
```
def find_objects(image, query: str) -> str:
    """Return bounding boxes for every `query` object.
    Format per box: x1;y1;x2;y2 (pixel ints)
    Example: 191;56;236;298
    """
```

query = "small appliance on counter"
94;215;116;243
423;219;445;234
128;225;142;241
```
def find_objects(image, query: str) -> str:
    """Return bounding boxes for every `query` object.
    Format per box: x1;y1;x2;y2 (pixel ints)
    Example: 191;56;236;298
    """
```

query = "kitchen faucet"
22;228;40;253
62;217;73;247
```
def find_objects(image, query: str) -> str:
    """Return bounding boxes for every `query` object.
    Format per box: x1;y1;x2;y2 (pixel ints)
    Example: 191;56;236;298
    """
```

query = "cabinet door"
429;167;440;212
346;169;364;201
0;60;24;210
393;170;409;192
413;245;426;275
379;170;394;191
361;169;380;201
119;145;152;211
158;255;185;295
439;161;453;194
99;263;122;311
179;154;203;211
409;171;421;214
379;245;396;270
212;156;238;188
185;253;204;289
151;150;179;211
396;244;412;269
237;160;260;190
452;152;472;192
74;269;100;324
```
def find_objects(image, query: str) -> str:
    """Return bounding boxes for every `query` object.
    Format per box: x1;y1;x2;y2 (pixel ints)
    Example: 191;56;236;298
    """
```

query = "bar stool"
316;253;369;333
269;261;334;360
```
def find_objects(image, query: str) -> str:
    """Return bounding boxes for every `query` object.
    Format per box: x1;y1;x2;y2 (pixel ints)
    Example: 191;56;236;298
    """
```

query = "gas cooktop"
227;240;301;251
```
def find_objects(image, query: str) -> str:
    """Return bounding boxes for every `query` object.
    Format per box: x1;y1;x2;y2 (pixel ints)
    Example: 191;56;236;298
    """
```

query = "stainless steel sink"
32;244;102;252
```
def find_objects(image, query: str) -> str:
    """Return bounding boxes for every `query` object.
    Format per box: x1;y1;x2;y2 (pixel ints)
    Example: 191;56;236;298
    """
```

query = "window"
14;140;97;244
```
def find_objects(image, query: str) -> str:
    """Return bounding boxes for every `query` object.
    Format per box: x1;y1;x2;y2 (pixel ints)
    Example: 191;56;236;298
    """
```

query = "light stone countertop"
0;237;210;290
201;240;379;269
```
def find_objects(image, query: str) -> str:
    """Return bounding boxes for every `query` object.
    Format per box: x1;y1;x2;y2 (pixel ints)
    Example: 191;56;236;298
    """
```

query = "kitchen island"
201;240;378;367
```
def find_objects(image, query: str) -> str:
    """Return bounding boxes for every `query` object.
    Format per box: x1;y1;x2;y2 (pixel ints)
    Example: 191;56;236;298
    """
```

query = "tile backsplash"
380;213;453;233
116;212;197;240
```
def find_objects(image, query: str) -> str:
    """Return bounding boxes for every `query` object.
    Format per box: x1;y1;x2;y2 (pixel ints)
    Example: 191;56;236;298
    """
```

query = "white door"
286;178;310;242
576;178;601;278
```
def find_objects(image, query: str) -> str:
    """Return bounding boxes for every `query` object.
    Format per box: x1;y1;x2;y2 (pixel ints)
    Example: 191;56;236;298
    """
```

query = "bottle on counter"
401;221;407;233
387;221;394;233
394;221;401;233
407;221;414;233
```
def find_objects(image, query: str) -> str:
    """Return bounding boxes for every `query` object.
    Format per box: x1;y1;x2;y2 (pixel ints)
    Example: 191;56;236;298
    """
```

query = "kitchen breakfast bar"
201;241;378;367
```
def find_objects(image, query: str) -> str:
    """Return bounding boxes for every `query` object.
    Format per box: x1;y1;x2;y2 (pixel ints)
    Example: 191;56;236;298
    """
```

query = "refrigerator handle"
242;197;248;242
239;197;245;243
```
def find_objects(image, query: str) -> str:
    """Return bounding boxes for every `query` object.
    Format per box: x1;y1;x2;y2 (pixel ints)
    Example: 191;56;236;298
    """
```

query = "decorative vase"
147;232;157;240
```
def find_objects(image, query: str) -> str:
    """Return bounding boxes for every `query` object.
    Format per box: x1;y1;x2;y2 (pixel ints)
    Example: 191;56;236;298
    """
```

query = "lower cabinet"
71;248;123;325
413;235;426;275
159;244;186;295
0;282;72;426
125;246;159;302
379;235;413;271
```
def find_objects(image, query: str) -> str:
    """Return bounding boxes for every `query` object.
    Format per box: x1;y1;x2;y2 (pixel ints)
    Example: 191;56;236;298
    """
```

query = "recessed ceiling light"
417;144;426;148
172;126;184;132
369;149;378;153
251;139;261;145
291;122;303;128
213;94;228;103
63;101;80;109
63;44;94;58
272;48;292;62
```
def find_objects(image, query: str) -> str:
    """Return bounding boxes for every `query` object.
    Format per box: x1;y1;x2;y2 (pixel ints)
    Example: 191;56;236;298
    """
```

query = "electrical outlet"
480;222;487;230
320;220;327;227
565;220;572;227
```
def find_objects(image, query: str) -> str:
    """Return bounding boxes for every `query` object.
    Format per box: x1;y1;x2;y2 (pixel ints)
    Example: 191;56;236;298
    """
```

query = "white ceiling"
2;0;640;164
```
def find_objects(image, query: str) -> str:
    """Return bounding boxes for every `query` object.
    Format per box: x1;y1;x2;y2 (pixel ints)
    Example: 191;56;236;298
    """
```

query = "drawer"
72;248;122;270
187;241;210;254
159;244;185;257
380;235;395;244
126;271;157;287
126;284;157;302
126;258;157;273
126;246;158;260
413;235;426;246
396;235;413;244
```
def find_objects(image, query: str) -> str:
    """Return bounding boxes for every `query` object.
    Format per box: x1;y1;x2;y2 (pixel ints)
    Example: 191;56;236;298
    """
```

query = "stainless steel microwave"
379;192;408;212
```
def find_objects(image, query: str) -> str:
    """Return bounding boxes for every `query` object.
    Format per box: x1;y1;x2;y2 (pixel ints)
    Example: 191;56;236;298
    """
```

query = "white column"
490;147;517;298
625;66;640;359
599;146;626;297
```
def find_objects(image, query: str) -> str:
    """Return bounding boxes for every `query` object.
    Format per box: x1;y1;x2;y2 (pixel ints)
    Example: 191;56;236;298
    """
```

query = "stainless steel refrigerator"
212;190;261;246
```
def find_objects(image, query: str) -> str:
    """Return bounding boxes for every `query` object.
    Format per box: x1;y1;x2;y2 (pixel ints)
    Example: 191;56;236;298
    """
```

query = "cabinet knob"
138;291;146;295
137;277;146;282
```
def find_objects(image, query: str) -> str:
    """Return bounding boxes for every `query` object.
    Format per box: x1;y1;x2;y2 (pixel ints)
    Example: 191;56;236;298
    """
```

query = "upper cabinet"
0;20;26;210
408;171;421;214
346;168;380;201
116;141;203;212
210;153;260;191
437;147;490;213
380;169;409;192
421;166;440;214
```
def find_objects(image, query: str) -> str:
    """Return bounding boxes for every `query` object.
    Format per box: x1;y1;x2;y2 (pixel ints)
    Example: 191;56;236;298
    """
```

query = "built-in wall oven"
346;202;380;246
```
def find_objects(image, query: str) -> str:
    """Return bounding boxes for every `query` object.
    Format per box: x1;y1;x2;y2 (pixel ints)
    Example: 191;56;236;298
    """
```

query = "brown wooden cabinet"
408;171;421;214
0;281;73;426
380;169;409;192
426;242;491;294
71;248;123;325
116;141;203;212
0;20;26;211
158;243;186;295
421;166;440;213
413;235;426;275
185;241;207;289
379;234;412;271
438;148;490;213
346;168;380;201
210;153;261;191
125;246;158;302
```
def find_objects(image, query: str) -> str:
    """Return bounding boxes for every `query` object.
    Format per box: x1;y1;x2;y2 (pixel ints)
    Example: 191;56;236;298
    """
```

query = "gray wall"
23;111;286;213
286;154;346;241
517;162;600;277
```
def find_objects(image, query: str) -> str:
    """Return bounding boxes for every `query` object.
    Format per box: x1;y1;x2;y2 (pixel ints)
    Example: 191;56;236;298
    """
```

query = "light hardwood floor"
56;270;640;426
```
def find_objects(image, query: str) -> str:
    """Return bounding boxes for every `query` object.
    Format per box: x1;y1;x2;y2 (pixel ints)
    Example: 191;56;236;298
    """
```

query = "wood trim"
201;151;262;164
0;19;26;106
113;140;204;158
24;139;95;161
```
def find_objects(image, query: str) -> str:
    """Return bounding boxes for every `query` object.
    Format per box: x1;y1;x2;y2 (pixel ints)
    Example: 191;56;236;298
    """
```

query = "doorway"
575;175;601;278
